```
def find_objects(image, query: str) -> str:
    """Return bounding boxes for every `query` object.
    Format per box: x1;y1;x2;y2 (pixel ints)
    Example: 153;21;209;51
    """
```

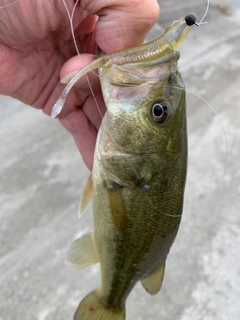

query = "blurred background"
1;1;240;319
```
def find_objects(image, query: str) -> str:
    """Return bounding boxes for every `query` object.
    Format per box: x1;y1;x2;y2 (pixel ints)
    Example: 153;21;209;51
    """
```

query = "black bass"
53;13;197;320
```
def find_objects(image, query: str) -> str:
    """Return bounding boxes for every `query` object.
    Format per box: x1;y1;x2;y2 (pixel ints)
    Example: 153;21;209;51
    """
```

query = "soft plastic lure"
51;13;197;118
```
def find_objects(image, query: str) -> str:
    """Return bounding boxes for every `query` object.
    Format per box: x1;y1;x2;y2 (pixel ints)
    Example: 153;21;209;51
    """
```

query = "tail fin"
74;290;125;320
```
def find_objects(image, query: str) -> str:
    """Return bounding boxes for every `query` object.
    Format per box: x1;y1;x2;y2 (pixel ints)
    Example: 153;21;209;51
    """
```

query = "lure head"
185;13;197;26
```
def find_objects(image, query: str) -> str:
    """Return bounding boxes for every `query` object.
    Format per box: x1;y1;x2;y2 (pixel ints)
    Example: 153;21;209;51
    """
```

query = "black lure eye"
151;101;169;123
185;13;197;26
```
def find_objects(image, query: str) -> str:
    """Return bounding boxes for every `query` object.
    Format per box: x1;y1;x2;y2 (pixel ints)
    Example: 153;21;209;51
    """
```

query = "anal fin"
141;261;166;295
67;232;99;269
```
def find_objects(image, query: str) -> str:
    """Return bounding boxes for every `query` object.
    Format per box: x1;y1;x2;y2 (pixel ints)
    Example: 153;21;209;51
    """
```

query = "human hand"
0;0;160;170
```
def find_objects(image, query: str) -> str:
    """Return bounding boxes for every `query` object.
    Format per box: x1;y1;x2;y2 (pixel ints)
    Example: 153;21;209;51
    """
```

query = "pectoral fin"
108;187;127;233
79;174;93;217
141;261;166;295
67;232;99;269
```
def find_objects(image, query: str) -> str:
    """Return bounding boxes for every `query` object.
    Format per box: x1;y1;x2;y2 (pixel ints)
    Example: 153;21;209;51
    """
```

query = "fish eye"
151;101;169;123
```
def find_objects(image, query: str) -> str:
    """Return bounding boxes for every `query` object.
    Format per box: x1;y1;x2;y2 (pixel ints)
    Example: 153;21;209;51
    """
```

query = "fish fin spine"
74;290;125;320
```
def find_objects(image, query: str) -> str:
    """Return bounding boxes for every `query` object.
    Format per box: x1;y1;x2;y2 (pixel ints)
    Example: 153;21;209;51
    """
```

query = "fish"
55;13;197;320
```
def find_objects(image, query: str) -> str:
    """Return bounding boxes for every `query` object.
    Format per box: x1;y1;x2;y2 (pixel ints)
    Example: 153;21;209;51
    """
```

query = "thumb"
81;0;160;53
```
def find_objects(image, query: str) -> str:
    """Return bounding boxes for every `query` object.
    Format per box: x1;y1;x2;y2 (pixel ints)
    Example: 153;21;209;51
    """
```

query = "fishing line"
188;90;228;197
57;0;211;119
0;0;215;219
198;0;210;25
86;77;228;216
70;0;81;56
118;82;228;216
61;0;104;119
0;0;20;10
169;83;228;198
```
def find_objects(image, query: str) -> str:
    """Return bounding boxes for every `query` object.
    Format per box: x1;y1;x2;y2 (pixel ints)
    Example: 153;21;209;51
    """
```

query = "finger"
60;54;101;94
58;91;105;170
82;93;106;130
60;109;97;171
80;0;160;53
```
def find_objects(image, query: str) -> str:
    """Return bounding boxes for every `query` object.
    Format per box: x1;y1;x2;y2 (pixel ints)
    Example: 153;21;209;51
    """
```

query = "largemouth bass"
53;13;197;320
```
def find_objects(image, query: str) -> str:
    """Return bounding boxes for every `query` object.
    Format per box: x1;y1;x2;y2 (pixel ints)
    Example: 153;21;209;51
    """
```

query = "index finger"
81;0;160;53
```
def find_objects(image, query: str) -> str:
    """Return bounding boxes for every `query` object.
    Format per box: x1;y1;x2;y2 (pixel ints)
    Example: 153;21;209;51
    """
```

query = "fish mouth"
102;50;180;88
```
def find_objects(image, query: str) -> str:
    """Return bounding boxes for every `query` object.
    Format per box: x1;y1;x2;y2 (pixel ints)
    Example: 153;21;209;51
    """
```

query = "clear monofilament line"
198;0;210;25
0;0;20;10
70;0;80;56
55;0;104;120
169;84;228;195
70;0;104;119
